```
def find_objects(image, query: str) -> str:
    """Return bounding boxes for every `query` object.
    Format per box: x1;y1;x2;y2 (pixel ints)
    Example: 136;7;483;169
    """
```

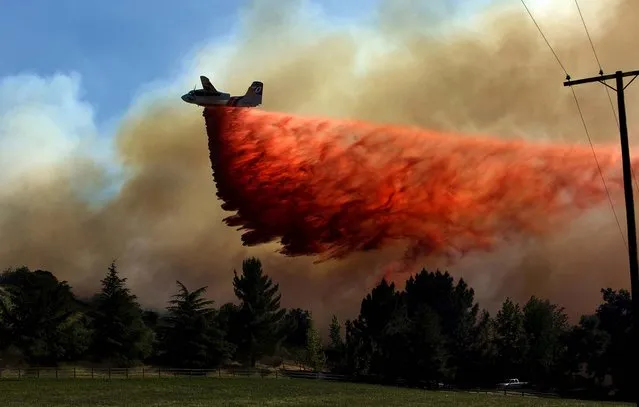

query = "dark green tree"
0;286;10;352
563;314;610;391
142;310;161;330
494;298;528;380
326;314;345;372
329;315;343;349
305;314;326;371
595;288;633;396
279;308;311;366
232;257;286;366
159;281;233;368
402;302;446;384
142;310;162;362
466;310;498;387
88;262;152;367
216;303;239;331
216;302;241;359
0;267;91;365
281;308;311;350
350;277;448;384
354;279;401;378
522;296;569;388
447;309;499;387
343;319;368;375
403;269;478;382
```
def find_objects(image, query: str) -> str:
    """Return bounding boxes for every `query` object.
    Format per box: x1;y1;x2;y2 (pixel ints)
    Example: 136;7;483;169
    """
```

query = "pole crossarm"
564;69;639;87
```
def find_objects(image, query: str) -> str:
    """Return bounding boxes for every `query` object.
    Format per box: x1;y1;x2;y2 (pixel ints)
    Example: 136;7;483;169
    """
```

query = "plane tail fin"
200;76;218;93
244;81;263;105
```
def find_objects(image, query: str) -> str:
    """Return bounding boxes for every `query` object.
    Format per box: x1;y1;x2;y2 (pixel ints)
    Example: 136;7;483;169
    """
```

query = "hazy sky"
0;0;512;127
0;0;376;126
0;0;531;186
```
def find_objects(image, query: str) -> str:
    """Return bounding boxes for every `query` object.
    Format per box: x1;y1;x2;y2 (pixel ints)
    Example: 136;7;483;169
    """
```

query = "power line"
573;0;639;196
574;0;603;73
519;0;570;79
571;87;627;249
519;0;628;248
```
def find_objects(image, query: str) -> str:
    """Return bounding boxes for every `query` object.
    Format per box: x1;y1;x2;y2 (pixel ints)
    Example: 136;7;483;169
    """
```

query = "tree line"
0;257;635;400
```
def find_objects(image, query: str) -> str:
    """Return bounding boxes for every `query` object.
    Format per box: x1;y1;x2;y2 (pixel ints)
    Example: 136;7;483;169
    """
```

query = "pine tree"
306;315;326;371
233;257;286;366
159;281;233;368
89;262;152;367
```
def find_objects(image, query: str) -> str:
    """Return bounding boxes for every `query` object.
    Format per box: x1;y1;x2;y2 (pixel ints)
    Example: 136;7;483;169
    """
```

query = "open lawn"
0;378;631;407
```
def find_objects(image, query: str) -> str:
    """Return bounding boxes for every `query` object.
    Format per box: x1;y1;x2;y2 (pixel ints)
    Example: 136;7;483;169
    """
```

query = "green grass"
0;378;631;407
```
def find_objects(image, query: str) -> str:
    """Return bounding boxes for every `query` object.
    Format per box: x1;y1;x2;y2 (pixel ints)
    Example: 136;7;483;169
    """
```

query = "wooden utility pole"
565;69;639;403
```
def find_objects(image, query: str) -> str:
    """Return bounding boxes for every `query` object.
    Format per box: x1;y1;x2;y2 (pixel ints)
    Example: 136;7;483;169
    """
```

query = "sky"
0;0;372;127
0;0;528;187
0;0;515;128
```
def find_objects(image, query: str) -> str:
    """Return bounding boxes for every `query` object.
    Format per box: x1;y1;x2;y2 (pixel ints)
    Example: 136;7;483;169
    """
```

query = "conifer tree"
233;257;285;366
89;262;152;366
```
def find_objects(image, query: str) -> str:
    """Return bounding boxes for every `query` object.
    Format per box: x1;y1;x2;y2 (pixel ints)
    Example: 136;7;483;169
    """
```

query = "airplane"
181;76;263;107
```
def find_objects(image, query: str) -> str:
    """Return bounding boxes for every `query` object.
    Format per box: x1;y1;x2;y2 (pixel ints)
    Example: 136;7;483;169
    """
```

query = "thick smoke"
1;0;638;327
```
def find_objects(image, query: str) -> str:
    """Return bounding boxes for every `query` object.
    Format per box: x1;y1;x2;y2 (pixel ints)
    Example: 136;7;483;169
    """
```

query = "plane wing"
200;76;219;94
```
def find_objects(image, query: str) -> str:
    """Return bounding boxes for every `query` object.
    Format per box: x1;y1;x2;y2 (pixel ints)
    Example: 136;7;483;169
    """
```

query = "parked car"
496;378;528;389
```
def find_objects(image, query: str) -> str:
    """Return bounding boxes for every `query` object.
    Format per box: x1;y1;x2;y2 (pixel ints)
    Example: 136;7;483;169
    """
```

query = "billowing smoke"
1;0;638;327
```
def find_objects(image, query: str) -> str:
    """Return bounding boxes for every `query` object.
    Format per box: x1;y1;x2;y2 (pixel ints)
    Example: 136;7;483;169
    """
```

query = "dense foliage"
0;258;635;401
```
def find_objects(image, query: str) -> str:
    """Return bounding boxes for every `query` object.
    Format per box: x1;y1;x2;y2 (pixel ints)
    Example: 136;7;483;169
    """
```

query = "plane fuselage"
181;76;263;108
181;89;232;106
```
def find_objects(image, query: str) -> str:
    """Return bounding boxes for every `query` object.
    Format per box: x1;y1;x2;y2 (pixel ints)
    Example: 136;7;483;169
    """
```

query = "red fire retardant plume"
203;107;629;264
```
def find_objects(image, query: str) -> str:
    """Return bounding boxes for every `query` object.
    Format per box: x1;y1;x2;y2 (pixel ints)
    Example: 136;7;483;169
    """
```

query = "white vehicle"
497;378;528;388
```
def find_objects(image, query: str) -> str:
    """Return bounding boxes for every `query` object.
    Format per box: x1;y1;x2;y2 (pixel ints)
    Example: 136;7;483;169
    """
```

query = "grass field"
0;378;631;406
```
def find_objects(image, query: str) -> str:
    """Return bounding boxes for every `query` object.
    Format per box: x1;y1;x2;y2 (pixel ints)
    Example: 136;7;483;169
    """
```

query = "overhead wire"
519;0;570;78
570;87;627;248
573;0;639;196
573;0;602;72
519;0;628;249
